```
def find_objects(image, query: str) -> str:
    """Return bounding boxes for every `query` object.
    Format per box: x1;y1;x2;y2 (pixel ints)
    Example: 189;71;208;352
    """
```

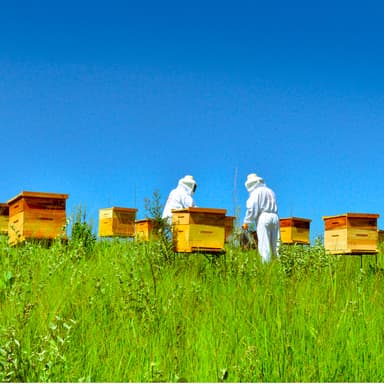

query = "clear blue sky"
1;0;383;240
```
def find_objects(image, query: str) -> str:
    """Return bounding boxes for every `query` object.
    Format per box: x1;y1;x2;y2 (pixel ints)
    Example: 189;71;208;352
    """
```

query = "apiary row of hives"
0;193;235;251
0;191;382;254
98;207;234;253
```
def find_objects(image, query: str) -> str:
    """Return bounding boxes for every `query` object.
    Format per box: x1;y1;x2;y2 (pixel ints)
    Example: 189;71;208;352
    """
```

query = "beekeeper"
162;175;197;225
242;173;280;263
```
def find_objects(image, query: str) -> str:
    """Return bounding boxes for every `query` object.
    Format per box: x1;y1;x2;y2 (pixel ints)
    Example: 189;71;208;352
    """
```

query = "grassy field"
0;232;384;382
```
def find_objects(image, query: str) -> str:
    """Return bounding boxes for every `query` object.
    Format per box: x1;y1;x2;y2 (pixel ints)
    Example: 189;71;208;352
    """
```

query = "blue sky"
1;0;383;240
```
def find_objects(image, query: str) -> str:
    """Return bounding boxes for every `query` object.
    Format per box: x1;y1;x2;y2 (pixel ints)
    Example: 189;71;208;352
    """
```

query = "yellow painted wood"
324;229;378;254
172;207;226;225
279;217;311;244
7;191;68;245
173;224;225;252
98;207;137;237
323;213;379;254
135;219;160;241
323;213;379;230
280;226;310;244
171;207;227;252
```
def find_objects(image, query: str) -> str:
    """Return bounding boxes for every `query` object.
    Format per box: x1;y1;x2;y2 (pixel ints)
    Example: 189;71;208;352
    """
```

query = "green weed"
0;234;383;381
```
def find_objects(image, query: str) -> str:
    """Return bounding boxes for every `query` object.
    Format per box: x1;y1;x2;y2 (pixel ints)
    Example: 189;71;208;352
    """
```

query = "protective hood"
178;175;197;196
245;173;265;193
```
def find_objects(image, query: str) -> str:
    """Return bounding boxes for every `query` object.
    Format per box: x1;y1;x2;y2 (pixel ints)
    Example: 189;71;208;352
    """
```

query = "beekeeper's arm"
242;193;259;229
181;193;196;208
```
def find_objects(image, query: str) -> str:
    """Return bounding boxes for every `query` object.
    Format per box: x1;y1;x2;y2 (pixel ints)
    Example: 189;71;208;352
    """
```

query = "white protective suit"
162;175;197;225
243;174;280;263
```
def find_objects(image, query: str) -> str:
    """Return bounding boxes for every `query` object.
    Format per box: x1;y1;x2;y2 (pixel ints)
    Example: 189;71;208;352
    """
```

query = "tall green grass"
0;234;383;382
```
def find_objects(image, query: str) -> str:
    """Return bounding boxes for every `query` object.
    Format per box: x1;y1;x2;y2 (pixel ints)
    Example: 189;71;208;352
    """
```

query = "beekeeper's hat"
179;175;197;192
245;173;264;191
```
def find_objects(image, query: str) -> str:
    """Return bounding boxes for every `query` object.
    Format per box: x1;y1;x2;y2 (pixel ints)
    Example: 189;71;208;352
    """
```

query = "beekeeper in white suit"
162;175;197;225
242;173;280;263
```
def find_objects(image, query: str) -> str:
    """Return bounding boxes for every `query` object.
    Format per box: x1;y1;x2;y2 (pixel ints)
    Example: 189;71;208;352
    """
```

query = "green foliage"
144;189;163;223
68;206;96;258
0;235;384;382
144;190;174;261
279;237;335;279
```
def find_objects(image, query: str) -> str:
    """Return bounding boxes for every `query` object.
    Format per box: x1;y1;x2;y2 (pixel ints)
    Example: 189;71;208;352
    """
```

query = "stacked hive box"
98;207;137;237
7;191;68;245
172;207;227;253
135;218;160;241
280;217;311;245
323;213;379;254
0;203;9;235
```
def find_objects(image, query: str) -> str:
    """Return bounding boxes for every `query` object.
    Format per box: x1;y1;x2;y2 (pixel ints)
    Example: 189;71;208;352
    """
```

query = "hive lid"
7;191;69;204
280;217;312;222
100;206;138;212
322;212;380;220
172;207;227;215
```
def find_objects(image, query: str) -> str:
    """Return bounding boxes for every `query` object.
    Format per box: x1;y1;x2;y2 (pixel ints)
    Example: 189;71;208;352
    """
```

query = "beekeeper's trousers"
257;212;280;263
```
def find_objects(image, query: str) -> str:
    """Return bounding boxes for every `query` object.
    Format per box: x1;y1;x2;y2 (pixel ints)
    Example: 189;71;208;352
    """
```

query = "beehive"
172;207;227;253
7;191;68;245
0;203;9;235
135;218;160;241
224;216;235;242
378;230;384;244
280;217;311;245
323;213;379;254
98;207;137;237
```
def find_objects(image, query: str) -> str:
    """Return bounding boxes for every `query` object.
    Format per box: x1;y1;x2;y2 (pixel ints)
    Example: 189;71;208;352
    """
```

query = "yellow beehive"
98;207;137;237
7;191;68;245
280;217;311;245
172;207;227;253
224;216;235;242
0;203;9;235
135;218;160;241
323;213;379;254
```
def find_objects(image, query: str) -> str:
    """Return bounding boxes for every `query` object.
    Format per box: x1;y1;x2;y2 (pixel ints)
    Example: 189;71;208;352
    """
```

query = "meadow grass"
0;234;384;382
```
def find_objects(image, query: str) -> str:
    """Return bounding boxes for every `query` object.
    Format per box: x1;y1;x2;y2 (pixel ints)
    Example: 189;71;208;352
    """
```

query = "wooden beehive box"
98;207;137;237
7;191;68;245
224;216;235;242
135;218;160;241
280;217;311;245
0;203;9;235
172;207;227;253
323;213;379;254
378;230;384;244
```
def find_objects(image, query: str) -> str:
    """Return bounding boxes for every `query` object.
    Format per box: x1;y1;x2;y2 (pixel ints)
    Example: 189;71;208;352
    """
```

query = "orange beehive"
7;191;68;245
224;216;235;242
172;207;227;253
280;217;311;245
323;213;379;254
135;218;160;241
98;207;137;237
0;203;9;235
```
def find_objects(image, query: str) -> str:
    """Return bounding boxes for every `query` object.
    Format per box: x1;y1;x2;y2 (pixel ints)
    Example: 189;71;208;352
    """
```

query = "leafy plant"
68;206;96;257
